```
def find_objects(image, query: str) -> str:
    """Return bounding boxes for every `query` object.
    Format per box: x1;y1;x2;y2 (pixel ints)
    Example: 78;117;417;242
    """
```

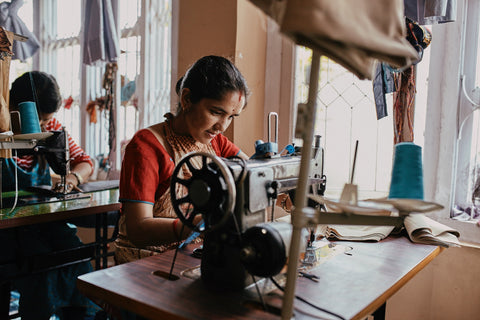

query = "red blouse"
119;129;240;204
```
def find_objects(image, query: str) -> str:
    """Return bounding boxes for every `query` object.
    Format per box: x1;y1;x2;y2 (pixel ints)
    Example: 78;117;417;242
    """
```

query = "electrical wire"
251;274;268;312
269;276;346;320
9;148;19;213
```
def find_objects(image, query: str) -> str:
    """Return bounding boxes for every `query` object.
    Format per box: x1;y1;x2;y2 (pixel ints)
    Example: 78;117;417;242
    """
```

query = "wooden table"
0;188;121;229
0;188;121;318
77;235;442;320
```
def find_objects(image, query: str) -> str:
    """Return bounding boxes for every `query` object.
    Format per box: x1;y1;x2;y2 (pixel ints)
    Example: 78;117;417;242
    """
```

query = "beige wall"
387;245;480;320
174;0;269;156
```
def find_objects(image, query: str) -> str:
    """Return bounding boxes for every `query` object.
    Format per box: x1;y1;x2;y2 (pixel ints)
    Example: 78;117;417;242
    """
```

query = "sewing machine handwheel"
170;152;236;232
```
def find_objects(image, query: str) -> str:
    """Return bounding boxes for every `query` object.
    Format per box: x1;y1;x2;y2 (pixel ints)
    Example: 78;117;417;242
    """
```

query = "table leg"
95;214;101;270
1;282;11;319
372;302;386;320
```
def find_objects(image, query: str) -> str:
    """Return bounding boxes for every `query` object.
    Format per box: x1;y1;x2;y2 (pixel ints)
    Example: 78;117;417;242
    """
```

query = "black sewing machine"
170;136;325;291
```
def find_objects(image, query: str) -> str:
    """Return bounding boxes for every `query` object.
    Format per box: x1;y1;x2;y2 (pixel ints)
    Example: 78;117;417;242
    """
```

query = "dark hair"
178;55;249;107
10;71;62;114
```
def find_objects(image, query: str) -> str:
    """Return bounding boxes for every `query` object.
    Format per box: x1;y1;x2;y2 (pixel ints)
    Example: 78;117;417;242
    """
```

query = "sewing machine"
170;136;325;291
9;127;72;196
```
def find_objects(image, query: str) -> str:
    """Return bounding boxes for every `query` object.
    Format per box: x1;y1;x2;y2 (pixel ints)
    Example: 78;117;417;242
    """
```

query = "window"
294;47;429;200
451;2;480;223
423;0;480;244
6;0;172;174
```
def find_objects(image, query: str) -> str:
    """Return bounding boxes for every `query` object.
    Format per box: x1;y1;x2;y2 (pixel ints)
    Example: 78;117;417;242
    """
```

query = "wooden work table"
1;187;121;318
0;188;121;229
77;235;442;320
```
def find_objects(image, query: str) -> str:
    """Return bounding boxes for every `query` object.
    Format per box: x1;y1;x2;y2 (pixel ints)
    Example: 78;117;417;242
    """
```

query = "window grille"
295;46;429;198
295;47;394;197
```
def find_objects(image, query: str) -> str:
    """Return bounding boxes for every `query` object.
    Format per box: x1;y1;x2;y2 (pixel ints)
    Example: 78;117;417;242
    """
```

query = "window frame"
27;0;172;172
424;0;480;244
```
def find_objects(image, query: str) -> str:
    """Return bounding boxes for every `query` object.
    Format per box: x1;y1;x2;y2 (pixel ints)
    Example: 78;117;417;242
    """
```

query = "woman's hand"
52;173;82;193
52;162;92;193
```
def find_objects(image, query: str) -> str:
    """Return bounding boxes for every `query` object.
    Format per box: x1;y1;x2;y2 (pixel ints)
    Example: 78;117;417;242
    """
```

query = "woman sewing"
5;71;92;193
115;55;250;264
0;71;98;319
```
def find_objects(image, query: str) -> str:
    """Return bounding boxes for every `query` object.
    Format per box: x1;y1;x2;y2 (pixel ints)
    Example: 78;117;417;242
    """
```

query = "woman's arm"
52;161;93;193
69;161;93;186
123;201;198;247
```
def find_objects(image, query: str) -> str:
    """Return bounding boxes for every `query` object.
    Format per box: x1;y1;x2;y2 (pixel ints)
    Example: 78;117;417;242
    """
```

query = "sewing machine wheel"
170;152;236;232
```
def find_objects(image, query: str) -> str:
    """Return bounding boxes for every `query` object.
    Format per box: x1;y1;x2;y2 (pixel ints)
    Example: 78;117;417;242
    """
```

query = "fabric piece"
278;0;419;80
115;115;240;263
0;27;13;158
317;224;395;242
1;156;51;191
393;65;416;143
404;0;457;24
373;63;396;120
82;0;119;65
405;17;432;65
0;0;40;62
404;214;460;247
121;80;136;103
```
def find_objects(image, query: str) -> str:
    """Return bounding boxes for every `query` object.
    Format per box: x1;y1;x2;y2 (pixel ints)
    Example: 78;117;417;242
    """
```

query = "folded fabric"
404;214;460;247
317;224;395;242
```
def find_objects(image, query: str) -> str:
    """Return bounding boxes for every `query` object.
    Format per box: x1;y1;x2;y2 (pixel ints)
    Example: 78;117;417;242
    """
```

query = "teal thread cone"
388;142;424;200
18;101;41;134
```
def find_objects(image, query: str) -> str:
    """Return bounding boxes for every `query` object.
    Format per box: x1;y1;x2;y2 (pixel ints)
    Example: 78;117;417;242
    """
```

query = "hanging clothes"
82;0;119;65
393;65;417;143
250;0;419;80
373;63;396;120
0;0;40;62
404;0;457;25
0;26;13;158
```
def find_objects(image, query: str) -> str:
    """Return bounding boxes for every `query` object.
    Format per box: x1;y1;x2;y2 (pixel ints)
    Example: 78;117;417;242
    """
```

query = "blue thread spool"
18;101;41;134
388;142;424;200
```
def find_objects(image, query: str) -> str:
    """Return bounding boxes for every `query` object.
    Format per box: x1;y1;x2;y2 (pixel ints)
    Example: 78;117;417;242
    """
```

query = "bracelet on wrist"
70;171;84;185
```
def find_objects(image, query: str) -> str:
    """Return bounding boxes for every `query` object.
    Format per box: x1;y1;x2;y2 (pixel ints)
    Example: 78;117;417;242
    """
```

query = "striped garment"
14;117;93;171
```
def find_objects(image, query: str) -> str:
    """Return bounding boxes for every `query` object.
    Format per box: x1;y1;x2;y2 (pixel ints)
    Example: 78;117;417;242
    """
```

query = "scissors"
299;271;320;283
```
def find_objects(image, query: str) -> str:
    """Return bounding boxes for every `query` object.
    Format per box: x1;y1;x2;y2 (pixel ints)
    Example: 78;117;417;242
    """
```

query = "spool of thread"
388;142;424;200
18;101;41;134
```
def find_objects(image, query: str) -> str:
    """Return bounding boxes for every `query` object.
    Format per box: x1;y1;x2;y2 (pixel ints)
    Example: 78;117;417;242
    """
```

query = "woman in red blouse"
115;55;250;264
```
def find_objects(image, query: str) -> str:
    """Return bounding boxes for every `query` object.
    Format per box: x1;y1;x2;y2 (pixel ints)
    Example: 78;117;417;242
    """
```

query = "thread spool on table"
389;142;424;200
18;101;41;134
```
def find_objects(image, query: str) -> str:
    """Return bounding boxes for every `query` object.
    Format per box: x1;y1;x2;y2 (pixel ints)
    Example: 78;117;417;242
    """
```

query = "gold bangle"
70;171;84;185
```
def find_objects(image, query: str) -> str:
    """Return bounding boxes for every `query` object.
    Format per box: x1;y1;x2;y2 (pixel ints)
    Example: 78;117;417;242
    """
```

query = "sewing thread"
388;142;424;200
18;101;41;134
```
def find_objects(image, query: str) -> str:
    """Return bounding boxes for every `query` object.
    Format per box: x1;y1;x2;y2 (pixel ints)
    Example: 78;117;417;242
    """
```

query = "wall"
386;245;480;319
174;0;269;155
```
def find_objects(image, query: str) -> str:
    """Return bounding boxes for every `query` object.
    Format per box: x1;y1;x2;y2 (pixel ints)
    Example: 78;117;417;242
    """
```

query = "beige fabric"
0;27;13;158
249;0;419;80
404;214;460;248
114;115;215;264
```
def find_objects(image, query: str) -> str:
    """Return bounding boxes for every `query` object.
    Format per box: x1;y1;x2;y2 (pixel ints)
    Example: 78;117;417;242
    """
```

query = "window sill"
435;216;480;245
